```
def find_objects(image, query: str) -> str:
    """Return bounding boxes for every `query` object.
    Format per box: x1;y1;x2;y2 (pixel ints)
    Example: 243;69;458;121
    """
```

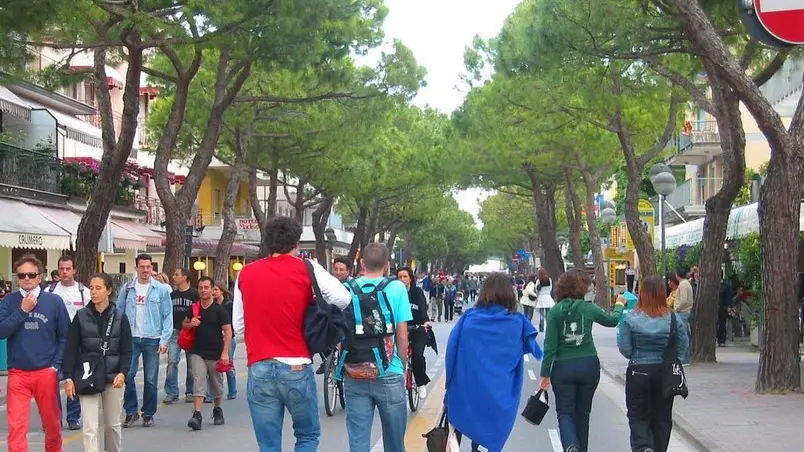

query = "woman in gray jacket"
617;276;690;452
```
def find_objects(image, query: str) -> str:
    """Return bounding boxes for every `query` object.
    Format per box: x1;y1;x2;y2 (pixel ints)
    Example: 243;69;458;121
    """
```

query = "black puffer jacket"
63;302;133;385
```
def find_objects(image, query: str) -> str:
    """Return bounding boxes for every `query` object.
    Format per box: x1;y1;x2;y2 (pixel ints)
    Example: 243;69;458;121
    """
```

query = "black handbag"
303;260;348;355
661;313;689;399
521;389;550;425
422;409;450;451
74;308;116;395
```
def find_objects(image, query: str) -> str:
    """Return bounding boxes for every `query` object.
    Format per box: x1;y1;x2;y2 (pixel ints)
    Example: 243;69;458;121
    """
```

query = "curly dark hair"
555;269;591;301
264;216;303;255
476;272;518;312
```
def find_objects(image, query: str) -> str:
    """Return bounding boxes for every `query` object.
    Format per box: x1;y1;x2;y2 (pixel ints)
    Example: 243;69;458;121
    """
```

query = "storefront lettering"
18;234;44;247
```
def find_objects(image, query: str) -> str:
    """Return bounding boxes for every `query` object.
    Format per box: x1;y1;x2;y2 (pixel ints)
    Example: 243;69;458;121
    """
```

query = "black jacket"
63;302;133;385
408;286;429;325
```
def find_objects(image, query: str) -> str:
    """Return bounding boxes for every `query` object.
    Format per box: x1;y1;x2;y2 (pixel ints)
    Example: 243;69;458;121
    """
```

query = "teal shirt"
351;277;413;376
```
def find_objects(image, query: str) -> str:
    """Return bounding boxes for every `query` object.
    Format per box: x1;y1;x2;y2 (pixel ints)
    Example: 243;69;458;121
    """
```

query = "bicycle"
406;324;428;412
323;345;345;417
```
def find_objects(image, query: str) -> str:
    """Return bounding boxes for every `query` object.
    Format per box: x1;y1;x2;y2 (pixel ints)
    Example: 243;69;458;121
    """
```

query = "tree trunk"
347;205;368;264
564;168;585;269
253;167;279;257
312;195;334;270
386;225;400;254
75;44;142;283
213;133;248;287
691;76;746;363
579;166;607;308
525;168;565;283
364;198;381;249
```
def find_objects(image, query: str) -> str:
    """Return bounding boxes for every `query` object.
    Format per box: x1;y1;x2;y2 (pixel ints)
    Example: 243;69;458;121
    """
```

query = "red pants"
7;368;63;452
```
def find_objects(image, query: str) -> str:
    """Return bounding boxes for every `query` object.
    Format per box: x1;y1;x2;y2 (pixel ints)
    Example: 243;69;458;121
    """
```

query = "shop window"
119;262;126;274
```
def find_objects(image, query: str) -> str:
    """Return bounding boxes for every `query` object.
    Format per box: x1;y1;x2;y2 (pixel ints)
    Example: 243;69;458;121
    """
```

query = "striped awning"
0;85;31;121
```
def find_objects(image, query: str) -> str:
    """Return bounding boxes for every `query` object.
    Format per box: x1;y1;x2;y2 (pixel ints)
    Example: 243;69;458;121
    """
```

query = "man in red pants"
0;254;70;451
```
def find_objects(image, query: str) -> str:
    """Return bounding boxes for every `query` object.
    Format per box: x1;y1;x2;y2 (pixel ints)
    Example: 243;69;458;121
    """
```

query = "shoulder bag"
74;309;116;395
661;312;689;399
178;302;201;351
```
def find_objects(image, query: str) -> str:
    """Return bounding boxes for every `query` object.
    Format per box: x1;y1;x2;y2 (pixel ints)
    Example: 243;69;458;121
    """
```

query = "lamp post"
324;227;337;271
650;164;677;276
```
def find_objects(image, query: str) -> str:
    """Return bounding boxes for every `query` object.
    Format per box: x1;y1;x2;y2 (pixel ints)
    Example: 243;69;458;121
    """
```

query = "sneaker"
163;396;179;405
67;420;81;431
122;413;140;428
418;386;428;399
187;411;203;431
212;406;225;426
185;394;194;403
227;394;237;400
316;362;327;375
142;416;154;427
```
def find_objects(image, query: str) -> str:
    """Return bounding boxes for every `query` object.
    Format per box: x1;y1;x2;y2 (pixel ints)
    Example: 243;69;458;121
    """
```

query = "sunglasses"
17;272;40;280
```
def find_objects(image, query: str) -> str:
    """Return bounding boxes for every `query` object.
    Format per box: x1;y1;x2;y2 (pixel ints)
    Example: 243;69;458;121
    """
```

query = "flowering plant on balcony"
62;159;144;206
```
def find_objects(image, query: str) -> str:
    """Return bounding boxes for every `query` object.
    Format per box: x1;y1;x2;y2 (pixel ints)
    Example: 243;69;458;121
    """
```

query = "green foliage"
478;189;536;257
410;197;485;271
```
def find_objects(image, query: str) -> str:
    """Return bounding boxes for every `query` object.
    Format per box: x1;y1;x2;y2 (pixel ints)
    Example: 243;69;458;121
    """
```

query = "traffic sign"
512;254;520;264
754;0;804;45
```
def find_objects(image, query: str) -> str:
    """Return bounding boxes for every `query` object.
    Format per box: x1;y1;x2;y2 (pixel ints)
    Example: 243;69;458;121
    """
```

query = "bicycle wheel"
323;352;338;416
338;380;346;409
407;372;420;412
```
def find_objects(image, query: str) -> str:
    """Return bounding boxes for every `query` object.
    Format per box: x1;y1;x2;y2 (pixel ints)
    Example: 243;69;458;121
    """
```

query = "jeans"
551;356;601;452
58;391;81;423
247;360;319;452
7;368;62;452
80;385;124;452
124;337;160;417
522;305;534;322
626;364;674;452
445;299;455;321
538;308;550;332
165;329;193;399
678;313;691;364
344;373;407;452
432;297;443;321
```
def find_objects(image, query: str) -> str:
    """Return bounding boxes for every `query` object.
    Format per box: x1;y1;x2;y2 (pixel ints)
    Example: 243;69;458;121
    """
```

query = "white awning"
111;222;147;250
0;199;71;250
34;206;82;247
27;100;103;148
0;85;31;121
112;219;163;247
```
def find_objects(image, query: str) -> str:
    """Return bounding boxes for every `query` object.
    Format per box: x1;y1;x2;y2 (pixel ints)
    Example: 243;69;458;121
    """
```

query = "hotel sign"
237;218;259;230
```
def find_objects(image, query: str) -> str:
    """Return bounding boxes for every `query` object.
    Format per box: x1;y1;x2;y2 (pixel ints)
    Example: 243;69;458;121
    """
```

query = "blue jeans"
551;356;601;452
58;392;81;423
247;360;319;452
165;329;193;399
678;312;691;364
124;337;160;417
344;373;407;452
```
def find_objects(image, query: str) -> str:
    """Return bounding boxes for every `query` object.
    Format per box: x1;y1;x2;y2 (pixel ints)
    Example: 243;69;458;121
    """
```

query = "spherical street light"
600;207;617;224
557;233;568;246
652;171;677;197
650;167;676;277
232;262;244;272
192;260;206;271
649;163;673;183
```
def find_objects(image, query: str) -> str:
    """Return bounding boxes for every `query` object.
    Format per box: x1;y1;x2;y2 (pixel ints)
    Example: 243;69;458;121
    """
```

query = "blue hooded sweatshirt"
445;305;543;451
0;290;70;375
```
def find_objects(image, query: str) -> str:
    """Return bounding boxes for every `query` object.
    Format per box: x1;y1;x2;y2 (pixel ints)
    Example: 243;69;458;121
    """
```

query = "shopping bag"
521;389;550;425
423;409;450;451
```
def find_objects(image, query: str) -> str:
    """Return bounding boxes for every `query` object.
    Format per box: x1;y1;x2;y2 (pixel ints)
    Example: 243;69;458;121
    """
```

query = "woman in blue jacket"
617;276;690;452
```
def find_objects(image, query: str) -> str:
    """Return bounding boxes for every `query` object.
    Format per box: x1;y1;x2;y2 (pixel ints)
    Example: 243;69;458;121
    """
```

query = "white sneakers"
418;385;428;399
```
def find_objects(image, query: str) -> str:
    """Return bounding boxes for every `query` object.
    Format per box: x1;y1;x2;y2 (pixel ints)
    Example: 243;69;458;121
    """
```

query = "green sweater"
539;299;624;377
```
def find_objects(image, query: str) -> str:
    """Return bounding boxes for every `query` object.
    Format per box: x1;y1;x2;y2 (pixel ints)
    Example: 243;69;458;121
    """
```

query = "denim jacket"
617;310;689;365
116;278;173;347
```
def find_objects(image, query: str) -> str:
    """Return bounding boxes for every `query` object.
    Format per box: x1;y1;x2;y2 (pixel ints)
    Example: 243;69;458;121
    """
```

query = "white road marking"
549;429;563;452
527;369;537;380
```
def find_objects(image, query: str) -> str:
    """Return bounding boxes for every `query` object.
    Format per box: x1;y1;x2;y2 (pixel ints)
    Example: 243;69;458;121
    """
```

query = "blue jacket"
617;310;689;365
116;278;173;346
0;291;70;375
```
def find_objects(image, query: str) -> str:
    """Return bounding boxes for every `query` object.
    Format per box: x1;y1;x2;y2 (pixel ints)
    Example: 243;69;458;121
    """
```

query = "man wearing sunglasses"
0;254;70;452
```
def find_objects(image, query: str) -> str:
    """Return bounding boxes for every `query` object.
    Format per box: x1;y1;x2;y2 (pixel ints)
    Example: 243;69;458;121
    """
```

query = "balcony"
663;177;722;224
759;56;803;116
0;141;64;200
666;120;722;166
133;193;166;226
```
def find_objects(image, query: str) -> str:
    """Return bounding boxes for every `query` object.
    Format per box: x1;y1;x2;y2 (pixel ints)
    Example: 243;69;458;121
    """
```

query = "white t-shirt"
50;282;88;321
133;281;151;338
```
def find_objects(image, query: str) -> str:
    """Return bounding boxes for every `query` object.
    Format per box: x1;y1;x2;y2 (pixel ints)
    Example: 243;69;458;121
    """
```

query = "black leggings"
409;327;430;387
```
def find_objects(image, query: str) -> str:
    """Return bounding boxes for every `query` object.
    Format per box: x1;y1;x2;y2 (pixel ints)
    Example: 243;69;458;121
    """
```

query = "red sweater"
238;254;312;366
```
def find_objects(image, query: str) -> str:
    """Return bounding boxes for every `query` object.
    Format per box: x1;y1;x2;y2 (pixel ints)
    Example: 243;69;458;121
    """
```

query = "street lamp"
324;227;337;271
192;260;206;279
650;164;677;276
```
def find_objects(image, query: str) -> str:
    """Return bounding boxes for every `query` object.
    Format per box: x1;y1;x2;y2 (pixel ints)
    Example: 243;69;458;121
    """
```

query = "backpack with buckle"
339;278;396;380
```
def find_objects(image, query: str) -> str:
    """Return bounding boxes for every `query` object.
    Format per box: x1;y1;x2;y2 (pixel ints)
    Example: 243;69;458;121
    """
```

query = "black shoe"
67;420;81;430
315;362;326;375
212;406;225;426
142;416;154;427
188;411;203;431
122;413;140;428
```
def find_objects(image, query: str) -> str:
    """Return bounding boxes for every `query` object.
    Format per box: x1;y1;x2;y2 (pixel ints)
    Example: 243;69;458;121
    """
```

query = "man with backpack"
49;255;89;430
341;242;413;452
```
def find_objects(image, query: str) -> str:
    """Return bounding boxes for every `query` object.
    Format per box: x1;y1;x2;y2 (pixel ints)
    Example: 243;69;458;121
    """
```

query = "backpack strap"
304;260;325;303
192;302;200;318
375;278;396;328
47;282;57;293
78;283;86;302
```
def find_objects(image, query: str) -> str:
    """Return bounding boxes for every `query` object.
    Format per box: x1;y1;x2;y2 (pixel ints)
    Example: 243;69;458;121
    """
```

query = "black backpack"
340;278;396;379
303;260;348;355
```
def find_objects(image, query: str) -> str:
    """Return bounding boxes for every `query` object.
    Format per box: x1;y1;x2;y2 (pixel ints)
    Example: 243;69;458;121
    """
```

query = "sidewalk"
594;327;804;452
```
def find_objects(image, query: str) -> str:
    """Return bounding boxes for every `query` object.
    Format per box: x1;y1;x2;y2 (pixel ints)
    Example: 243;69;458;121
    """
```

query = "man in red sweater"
232;216;350;451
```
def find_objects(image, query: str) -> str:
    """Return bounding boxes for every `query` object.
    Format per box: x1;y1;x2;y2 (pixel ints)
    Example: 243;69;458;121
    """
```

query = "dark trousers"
551;356;600;452
445;300;455;321
409;327;430;387
523;305;534;322
626;364;674;452
717;309;728;345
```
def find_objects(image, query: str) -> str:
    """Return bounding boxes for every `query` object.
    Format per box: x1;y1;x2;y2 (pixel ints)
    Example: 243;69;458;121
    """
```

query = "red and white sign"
755;0;804;45
238;218;259;230
512;254;520;264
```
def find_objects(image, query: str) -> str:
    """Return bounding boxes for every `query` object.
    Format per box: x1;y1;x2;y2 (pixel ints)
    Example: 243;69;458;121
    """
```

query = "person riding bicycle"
397;267;431;399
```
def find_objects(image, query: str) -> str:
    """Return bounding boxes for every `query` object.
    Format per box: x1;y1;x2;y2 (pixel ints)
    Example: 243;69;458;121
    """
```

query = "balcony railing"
665;179;693;211
0;142;63;195
759;57;804;106
664;177;723;210
133;193;166;226
676;120;721;152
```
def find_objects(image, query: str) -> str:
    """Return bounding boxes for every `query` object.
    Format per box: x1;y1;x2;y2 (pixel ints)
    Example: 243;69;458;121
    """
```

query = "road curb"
599;361;720;452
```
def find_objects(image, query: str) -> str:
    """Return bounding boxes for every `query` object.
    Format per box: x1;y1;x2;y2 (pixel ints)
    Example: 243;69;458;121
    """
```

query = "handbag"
216;359;233;373
422;409;451;452
303;260;349;355
661;312;689;399
178;302;201;351
74;308;116;395
521;389;550;425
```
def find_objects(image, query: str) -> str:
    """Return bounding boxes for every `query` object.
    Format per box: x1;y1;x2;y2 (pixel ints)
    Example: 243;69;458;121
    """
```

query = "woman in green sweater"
538;269;625;452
